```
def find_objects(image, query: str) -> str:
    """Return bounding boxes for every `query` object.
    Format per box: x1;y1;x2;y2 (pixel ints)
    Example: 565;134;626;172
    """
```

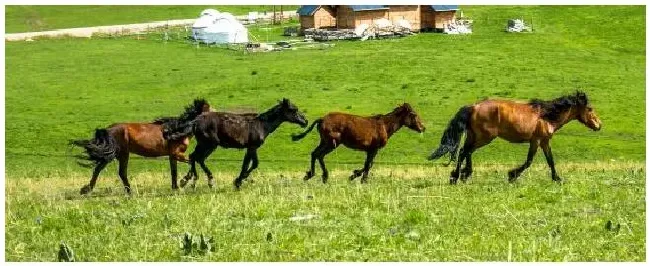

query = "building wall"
420;6;436;29
421;6;457;30
353;10;389;28
313;6;337;28
387;5;421;31
434;10;457;29
299;15;315;30
336;5;356;28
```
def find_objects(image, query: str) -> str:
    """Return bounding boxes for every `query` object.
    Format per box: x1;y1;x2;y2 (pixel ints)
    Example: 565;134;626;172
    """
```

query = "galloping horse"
179;98;308;190
291;103;426;184
70;99;212;194
428;91;602;184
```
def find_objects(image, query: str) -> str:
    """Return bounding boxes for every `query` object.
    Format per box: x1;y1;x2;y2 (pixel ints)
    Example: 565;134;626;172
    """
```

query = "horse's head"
192;98;213;113
182;98;212;120
397;103;426;133
278;98;308;128
574;91;601;131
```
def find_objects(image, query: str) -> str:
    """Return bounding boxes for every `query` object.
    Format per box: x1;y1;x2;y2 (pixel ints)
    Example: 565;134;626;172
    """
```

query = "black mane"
528;91;589;122
153;98;209;141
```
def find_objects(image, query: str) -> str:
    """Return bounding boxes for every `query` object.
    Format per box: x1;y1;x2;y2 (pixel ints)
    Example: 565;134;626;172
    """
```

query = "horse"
291;103;426;184
70;98;212;195
428;91;602;184
178;98;308;190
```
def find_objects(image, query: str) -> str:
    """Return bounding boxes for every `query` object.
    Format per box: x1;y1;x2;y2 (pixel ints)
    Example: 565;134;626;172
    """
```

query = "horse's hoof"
451;169;459;177
233;180;242;190
507;170;518;178
449;179;458;185
179;178;189;188
304;171;314;181
552;176;563;183
80;185;92;195
207;179;215;188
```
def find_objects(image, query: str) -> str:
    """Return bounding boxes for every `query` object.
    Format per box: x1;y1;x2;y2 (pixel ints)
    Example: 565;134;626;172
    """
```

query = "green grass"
4;5;646;261
5;5;299;33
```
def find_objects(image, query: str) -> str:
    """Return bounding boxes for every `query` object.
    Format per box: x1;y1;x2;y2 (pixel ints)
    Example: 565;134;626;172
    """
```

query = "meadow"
4;5;646;261
5;5;299;33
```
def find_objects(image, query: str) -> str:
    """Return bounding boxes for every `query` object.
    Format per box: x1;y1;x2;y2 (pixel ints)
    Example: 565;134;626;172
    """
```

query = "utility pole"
273;6;276;25
279;5;283;24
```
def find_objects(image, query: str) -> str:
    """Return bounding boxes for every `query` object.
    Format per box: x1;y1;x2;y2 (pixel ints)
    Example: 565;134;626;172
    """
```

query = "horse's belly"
129;144;168;157
498;130;534;143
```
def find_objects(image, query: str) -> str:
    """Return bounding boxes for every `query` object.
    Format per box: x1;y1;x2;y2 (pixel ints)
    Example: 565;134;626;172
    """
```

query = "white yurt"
192;9;249;44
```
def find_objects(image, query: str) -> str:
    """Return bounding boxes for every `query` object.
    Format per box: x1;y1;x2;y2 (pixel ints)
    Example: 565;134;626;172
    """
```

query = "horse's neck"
257;109;284;136
379;112;403;138
551;107;577;130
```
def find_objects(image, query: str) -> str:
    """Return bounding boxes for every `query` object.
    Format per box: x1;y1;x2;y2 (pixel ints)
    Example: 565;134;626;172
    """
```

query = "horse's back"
320;112;381;149
471;99;544;142
195;112;257;148
108;122;172;157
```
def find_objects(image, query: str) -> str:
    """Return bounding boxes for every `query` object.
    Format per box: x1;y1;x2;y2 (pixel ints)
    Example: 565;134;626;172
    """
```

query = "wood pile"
304;26;412;42
304;28;359;41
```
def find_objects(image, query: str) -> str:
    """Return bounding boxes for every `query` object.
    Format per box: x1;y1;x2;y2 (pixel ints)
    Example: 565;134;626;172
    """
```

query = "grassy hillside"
5;5;299;33
4;5;645;261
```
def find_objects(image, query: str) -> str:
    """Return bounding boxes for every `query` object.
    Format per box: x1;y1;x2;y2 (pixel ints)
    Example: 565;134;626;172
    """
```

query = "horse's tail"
291;119;322;141
428;105;473;162
69;128;119;167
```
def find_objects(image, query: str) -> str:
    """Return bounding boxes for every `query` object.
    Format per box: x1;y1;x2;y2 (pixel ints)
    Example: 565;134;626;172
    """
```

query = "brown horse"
291;103;426;184
70;99;212;195
428;91;602;184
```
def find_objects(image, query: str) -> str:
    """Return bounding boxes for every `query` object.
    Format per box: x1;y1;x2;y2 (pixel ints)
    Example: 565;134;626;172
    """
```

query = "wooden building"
297;5;336;32
421;5;460;31
297;5;459;32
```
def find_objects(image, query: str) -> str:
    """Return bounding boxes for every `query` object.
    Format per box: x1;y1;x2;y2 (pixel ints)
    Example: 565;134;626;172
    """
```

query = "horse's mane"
528;91;589;122
153;98;209;141
372;103;413;120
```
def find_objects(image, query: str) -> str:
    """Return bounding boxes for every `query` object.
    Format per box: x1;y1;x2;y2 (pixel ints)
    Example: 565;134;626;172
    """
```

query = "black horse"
180;98;308;190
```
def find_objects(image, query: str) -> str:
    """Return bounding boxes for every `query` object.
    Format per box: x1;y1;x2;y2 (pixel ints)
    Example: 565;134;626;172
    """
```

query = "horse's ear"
401;103;414;113
282;98;290;106
575;91;588;105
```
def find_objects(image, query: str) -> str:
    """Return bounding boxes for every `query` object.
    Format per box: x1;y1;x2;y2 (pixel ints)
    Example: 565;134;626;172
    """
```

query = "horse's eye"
587;107;593;112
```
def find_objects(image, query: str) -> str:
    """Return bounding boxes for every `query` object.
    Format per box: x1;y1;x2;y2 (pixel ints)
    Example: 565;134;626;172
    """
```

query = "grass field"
5;5;299;33
4;5;646;261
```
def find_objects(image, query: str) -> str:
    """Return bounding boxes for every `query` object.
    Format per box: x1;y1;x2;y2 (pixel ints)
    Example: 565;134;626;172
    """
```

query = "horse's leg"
450;148;468;185
305;141;326;181
169;157;179;190
117;154;131;194
233;150;253;190
360;149;379;184
540;139;562;182
80;161;109;195
180;143;207;188
244;149;259;177
508;140;539;182
317;143;336;184
459;132;477;181
197;145;217;188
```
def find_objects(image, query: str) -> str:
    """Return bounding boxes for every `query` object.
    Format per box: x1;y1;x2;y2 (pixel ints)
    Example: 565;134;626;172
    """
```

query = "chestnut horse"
70;99;212;194
179;98;308;190
291;103;426;184
428;91;602;184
